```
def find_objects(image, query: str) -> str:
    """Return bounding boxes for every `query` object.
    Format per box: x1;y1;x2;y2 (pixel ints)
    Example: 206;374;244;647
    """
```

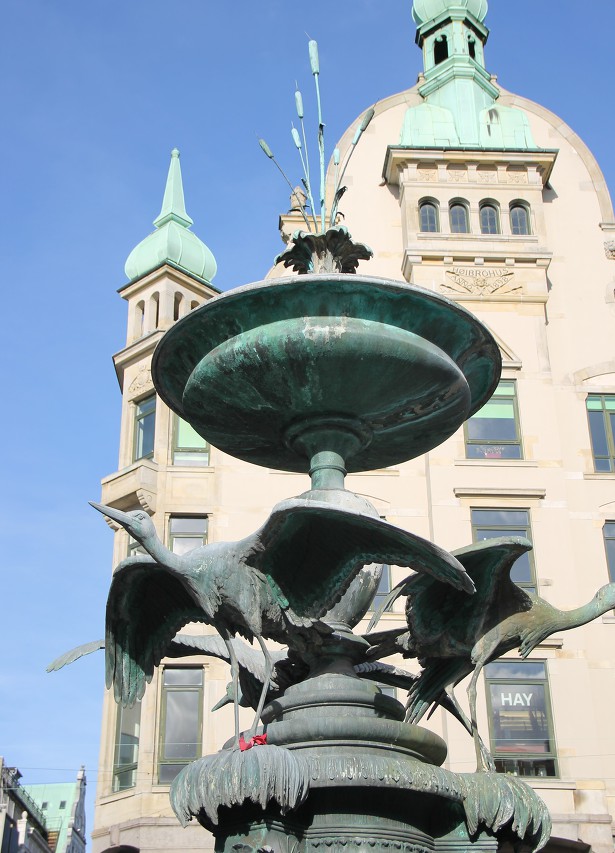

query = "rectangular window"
471;509;536;594
604;522;615;582
113;700;141;792
159;667;203;784
173;415;210;466
372;564;392;611
587;395;615;472
485;660;557;778
169;517;208;555
465;381;522;460
133;395;156;461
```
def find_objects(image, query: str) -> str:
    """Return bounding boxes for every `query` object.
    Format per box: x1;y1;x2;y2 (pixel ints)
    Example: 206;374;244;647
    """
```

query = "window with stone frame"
485;660;557;778
449;202;470;234
510;203;531;235
133;394;156;461
419;200;439;233
465;380;522;460
158;667;203;784
173;415;210;466
586;394;615;472
168;516;208;555
471;508;536;594
113;700;141;792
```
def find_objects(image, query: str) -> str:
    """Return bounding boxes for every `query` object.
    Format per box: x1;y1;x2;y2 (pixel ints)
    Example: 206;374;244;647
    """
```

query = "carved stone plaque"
604;240;615;260
442;266;519;296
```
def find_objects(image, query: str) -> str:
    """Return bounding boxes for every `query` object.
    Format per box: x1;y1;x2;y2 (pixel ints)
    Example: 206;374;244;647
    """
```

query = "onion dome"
125;149;217;284
412;0;488;25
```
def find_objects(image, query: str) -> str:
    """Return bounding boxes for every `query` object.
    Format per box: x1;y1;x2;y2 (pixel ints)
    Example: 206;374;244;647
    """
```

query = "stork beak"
89;501;134;528
211;694;233;713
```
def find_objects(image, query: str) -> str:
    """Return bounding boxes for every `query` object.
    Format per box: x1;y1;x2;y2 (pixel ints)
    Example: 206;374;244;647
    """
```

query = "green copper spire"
153;148;193;228
401;0;537;149
125;149;217;284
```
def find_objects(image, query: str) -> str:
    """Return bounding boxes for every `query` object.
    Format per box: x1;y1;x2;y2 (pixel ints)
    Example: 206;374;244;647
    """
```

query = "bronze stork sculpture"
368;537;615;771
91;497;473;745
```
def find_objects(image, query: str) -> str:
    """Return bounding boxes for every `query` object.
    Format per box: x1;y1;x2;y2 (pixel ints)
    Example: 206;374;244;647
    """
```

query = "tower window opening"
510;203;531;236
449;202;469;234
434;35;448;66
468;37;476;60
135;301;145;338
173;292;183;322
480;203;500;235
419;201;439;233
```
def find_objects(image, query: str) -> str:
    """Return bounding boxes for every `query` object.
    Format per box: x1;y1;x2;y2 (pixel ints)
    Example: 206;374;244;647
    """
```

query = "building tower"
93;4;615;852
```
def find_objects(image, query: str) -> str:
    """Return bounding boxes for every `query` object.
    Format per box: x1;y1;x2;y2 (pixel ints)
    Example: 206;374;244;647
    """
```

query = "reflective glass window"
450;204;469;234
159;667;203;784
510;205;530;235
485;660;557;777
173;415;210;466
169;517;208;556
471;509;535;593
480;204;499;234
113;701;141;792
134;395;156;461
419;202;439;233
465;381;522;460
587;395;615;472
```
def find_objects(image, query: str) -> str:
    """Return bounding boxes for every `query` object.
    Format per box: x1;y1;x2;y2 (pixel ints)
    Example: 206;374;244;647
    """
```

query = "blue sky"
1;0;614;840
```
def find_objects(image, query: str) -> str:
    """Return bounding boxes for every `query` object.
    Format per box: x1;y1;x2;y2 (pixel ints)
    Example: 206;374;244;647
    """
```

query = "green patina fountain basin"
152;274;500;473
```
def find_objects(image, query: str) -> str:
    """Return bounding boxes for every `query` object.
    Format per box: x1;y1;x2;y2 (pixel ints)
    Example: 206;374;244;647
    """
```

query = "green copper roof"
413;0;488;25
402;0;538;149
125;149;217;284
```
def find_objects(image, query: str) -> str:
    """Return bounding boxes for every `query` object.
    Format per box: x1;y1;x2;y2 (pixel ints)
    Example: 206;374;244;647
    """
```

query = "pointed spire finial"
153;148;194;229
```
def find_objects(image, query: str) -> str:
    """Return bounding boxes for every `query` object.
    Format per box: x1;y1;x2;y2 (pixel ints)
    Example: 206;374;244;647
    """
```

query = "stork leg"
437;686;494;767
248;634;274;740
221;630;241;749
467;665;496;773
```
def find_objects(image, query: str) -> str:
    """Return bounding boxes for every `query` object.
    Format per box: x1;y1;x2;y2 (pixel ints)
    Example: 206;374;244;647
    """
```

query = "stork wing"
406;537;533;655
249;499;474;620
46;639;105;672
170;634;288;681
106;557;205;707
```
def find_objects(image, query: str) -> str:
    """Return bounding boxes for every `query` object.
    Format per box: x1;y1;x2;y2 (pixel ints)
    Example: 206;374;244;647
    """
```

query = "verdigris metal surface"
152;275;501;473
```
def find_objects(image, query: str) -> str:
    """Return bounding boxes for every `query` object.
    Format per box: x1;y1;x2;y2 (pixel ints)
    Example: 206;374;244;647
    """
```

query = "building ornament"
417;167;437;182
128;366;153;398
477;168;497;184
604;240;615;260
507;168;529;185
448;166;467;183
443;266;519;296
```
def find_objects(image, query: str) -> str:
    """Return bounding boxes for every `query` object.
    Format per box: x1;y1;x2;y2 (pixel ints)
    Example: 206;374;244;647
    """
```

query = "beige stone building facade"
92;3;615;852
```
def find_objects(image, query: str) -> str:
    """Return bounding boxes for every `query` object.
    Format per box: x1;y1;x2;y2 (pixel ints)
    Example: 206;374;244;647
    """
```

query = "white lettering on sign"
500;692;533;707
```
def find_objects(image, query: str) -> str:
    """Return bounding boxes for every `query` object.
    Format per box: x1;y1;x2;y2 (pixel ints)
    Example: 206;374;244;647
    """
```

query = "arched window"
434;35;448;65
449;202;469;234
173;292;183;322
480;203;500;235
510;203;530;235
419;201;439;233
467;36;476;60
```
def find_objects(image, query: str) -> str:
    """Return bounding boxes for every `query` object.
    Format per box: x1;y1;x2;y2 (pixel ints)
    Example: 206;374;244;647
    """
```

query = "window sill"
98;788;137;803
584;472;615;480
455;459;537;467
601;614;615;624
170;465;215;472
